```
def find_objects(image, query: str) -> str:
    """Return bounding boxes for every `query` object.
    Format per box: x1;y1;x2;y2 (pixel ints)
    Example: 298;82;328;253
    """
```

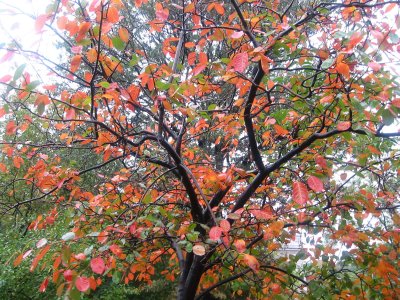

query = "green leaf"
98;81;110;88
112;36;125;51
381;109;395;126
25;80;41;92
13;64;26;81
321;58;334;69
129;54;139;66
155;80;170;91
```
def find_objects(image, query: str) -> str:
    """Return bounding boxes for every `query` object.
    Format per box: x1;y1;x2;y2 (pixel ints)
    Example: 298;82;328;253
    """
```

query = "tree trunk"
177;254;205;300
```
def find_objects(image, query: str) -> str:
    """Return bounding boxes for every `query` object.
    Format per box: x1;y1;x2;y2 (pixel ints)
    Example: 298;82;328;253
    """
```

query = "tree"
1;0;400;299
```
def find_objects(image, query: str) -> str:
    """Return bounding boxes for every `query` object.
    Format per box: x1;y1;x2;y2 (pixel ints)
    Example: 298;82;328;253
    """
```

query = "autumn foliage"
1;0;400;299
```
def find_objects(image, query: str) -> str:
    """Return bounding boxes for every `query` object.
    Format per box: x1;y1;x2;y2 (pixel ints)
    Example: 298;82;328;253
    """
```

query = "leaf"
13;64;26;81
293;181;309;205
0;74;12;83
315;155;327;169
35;14;48;32
61;232;75;241
118;27;129;43
209;226;223;241
321;57;334;69
337;121;351;131
368;61;381;72
36;238;48;248
30;245;51;272
192;245;206;256
219;219;231;233
109;244;123;256
90;257;106;274
231;31;244;39
234;240;246;253
39;277;49;292
75;276;90;292
107;6;120;23
6;121;17;135
243;254;259;272
307;176;324;192
336;62;350;79
112;36;125;51
63;270;73;282
232;52;249;73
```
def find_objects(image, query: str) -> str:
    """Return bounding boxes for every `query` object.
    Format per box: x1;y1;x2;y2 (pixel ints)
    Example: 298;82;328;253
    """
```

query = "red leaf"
90;257;106;274
293;181;309;205
192;64;206;76
75;276;90;292
39;277;49;292
243;254;260;272
315;155;327;169
64;270;73;282
391;98;400;108
219;219;231;233
6;121;17;135
232;52;249;73
337;121;351;131
0;74;12;83
307;176;324;192
209;226;223;241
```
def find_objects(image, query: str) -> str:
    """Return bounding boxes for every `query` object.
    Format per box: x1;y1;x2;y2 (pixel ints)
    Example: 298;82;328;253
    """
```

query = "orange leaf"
13;253;24;267
315;155;327;169
70;55;82;73
243;254;260;272
234;239;246;253
118;27;129;43
307;176;324;192
30;244;51;272
336;62;350;79
293;181;309;205
214;3;225;15
107;6;120;23
87;48;98;63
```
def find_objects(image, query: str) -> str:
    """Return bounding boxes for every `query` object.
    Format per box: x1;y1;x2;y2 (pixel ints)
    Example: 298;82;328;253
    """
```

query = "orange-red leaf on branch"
6;121;17;135
90;257;106;274
220;219;231;233
234;239;246;253
232;52;249;73
39;277;49;292
243;254;260;272
293;181;309;205
209;226;223;241
70;55;82;73
336;62;350;79
315;155;327;169
307;176;324;192
337;121;351;131
107;6;120;23
109;244;123;256
118;27;129;43
155;3;169;21
75;276;90;292
30;244;51;272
